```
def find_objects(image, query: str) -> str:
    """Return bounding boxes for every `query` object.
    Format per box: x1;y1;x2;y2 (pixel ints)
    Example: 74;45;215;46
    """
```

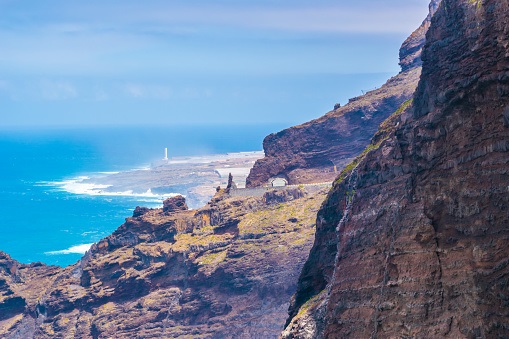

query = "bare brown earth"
283;0;509;337
245;0;441;188
0;187;328;338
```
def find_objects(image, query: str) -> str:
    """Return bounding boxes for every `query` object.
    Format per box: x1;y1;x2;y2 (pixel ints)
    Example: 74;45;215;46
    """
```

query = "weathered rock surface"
399;0;441;72
245;3;438;187
162;195;189;213
0;253;26;321
284;0;509;337
0;187;328;338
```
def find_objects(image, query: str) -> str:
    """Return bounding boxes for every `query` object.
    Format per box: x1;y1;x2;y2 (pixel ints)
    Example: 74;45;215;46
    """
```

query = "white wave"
45;243;94;255
51;179;112;195
37;150;262;200
42;178;179;200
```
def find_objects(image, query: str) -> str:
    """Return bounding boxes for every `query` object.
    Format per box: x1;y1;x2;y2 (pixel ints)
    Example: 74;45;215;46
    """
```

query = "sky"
0;0;431;128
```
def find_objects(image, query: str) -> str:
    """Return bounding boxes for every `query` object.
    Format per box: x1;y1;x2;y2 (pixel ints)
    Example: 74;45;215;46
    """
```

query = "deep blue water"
0;125;283;267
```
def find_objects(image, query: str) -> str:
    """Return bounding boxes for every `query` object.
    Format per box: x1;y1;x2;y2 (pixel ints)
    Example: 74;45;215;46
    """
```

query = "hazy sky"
0;0;430;128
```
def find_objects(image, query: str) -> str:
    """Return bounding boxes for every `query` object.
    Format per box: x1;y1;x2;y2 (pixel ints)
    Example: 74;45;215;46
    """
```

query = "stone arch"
269;177;288;187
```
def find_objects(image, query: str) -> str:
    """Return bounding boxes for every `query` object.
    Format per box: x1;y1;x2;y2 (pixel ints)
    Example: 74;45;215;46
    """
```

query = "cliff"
283;0;509;337
245;0;441;188
0;189;328;338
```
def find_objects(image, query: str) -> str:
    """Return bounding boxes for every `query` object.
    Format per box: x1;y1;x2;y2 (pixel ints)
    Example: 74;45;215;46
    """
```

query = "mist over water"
0;124;283;267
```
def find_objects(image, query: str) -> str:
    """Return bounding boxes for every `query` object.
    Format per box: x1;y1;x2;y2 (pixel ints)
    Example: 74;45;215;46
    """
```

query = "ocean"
0;125;283;267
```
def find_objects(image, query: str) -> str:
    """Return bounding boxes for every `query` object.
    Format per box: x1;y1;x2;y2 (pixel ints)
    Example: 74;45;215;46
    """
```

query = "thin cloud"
1;1;429;35
0;0;432;127
39;80;77;100
94;89;109;101
140;5;429;34
124;83;173;99
125;84;144;98
123;82;215;100
0;1;430;78
44;1;429;35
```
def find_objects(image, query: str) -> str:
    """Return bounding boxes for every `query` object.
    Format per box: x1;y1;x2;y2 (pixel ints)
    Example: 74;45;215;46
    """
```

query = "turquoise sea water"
0;125;282;267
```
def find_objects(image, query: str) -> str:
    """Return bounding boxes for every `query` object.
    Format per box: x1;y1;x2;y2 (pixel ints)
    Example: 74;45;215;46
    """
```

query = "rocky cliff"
0;188;328;338
245;0;441;188
283;0;509;337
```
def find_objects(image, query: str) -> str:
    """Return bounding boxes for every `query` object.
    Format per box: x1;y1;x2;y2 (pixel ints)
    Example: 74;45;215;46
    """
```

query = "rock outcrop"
283;0;509;337
0;253;26;321
245;1;441;188
162;195;189;213
399;0;441;72
0;187;328;338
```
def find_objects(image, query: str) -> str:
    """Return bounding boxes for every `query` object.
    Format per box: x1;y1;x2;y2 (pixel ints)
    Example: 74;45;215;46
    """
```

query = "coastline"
41;150;264;210
35;150;265;261
0;126;273;267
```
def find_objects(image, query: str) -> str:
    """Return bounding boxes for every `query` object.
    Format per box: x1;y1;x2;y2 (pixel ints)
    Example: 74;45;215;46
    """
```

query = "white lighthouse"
163;147;168;160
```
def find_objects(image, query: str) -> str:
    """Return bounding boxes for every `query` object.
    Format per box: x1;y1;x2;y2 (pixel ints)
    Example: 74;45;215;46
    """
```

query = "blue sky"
0;0;430;128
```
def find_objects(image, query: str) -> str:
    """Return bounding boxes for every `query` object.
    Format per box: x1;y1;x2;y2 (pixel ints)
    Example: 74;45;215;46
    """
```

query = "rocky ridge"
0;188;328;338
283;0;509;337
245;0;441;188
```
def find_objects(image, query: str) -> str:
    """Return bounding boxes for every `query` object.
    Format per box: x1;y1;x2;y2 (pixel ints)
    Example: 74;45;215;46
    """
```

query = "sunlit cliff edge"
283;0;509;337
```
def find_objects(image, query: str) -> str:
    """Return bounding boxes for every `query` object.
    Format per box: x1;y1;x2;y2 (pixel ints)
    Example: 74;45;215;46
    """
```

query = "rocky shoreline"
0;186;328;338
64;151;264;209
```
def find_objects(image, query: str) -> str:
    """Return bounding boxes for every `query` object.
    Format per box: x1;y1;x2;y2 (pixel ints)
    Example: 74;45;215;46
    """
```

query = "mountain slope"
246;0;441;188
283;0;509;337
0;189;327;338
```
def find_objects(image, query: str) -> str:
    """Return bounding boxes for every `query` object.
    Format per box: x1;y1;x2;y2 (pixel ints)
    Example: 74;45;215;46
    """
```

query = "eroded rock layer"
284;0;509;337
245;0;441;188
0;189;327;338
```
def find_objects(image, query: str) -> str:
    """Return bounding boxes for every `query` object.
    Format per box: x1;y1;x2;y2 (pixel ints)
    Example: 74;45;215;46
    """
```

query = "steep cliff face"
245;2;440;188
284;0;509;337
399;0;441;72
0;188;327;338
0;253;27;321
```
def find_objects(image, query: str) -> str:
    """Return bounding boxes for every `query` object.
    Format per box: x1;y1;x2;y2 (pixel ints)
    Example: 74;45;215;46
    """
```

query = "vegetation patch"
468;0;482;9
296;290;326;318
237;194;323;237
197;250;228;267
173;232;232;252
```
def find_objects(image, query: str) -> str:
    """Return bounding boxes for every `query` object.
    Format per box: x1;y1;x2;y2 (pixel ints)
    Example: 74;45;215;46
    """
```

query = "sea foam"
45;243;94;255
40;177;179;201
